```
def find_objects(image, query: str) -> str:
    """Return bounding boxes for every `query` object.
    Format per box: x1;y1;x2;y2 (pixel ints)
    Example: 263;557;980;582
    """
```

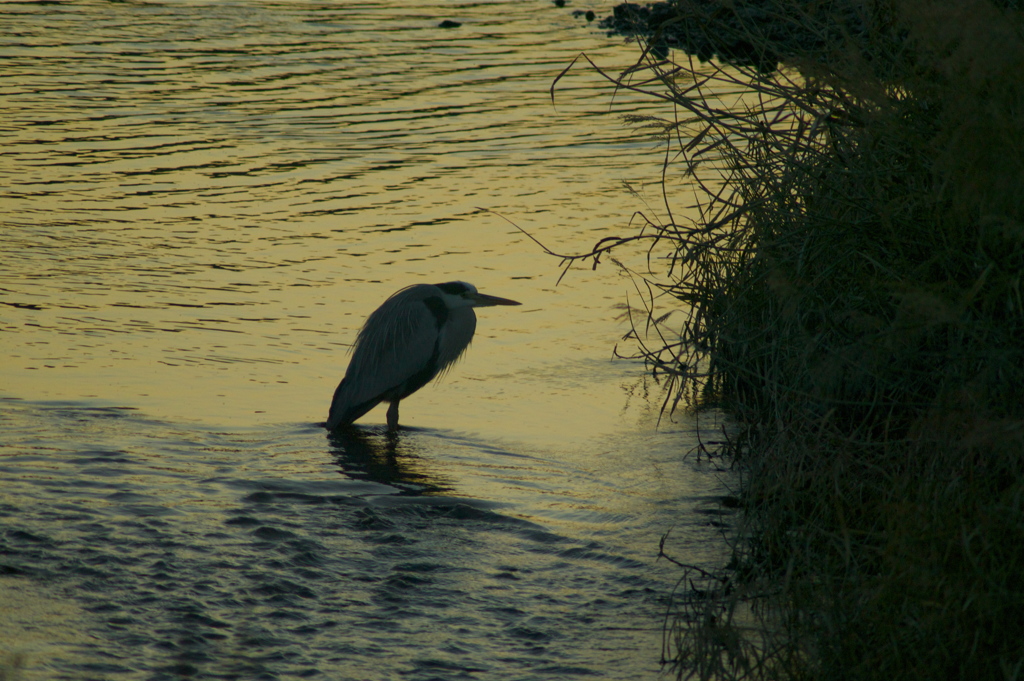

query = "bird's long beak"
470;291;521;307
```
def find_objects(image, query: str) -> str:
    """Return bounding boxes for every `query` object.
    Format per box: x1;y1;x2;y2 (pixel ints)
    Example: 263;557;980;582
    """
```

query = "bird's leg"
386;400;400;432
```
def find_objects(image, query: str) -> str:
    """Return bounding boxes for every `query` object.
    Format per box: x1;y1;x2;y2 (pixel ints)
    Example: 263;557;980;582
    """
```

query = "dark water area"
1;399;732;679
0;1;736;678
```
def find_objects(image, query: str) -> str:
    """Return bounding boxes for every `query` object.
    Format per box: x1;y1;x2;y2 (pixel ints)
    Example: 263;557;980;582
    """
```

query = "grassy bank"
584;1;1024;678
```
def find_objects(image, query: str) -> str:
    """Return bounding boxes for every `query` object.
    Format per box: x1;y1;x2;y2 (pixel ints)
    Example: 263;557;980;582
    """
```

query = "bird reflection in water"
326;426;453;496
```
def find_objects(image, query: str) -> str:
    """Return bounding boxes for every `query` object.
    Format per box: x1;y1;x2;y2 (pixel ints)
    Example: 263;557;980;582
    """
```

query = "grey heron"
326;281;521;431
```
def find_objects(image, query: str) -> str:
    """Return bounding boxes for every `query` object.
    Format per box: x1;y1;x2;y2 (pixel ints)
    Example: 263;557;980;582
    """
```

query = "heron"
326;281;521;431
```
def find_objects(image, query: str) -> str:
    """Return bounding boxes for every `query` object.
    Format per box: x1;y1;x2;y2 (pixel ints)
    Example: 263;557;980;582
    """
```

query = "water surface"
0;1;735;678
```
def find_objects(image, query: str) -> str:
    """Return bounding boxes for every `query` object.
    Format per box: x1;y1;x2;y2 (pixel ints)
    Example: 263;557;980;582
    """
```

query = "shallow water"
1;400;732;680
1;1;735;678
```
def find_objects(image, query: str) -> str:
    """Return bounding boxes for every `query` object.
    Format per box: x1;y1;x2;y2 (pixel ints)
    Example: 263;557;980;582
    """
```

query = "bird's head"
435;281;521;309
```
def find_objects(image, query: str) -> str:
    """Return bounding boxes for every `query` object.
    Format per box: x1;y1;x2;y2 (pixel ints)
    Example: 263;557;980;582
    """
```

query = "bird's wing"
327;296;439;428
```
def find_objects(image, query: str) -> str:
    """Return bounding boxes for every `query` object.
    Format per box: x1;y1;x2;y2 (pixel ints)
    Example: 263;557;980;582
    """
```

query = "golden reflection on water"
0;577;94;679
0;0;704;446
0;9;744;680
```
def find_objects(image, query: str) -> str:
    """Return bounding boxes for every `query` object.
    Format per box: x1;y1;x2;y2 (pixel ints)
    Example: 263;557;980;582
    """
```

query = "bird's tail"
326;377;382;430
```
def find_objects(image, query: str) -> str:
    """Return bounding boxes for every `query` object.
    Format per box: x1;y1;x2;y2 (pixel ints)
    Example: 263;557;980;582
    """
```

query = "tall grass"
567;1;1024;678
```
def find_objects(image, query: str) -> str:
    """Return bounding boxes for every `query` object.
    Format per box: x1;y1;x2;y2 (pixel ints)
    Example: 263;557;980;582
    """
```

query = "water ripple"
0;1;738;678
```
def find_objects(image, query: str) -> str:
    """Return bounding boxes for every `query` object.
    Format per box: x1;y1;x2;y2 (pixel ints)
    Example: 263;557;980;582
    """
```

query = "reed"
567;1;1024;678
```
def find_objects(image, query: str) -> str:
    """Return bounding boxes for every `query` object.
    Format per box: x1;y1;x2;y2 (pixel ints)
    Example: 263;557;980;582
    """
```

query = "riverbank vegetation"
575;1;1024;678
